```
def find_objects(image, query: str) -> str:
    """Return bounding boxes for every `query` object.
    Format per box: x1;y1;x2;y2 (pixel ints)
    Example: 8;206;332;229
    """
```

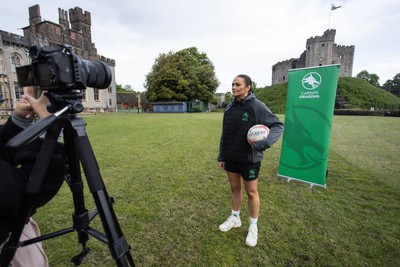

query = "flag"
331;4;342;10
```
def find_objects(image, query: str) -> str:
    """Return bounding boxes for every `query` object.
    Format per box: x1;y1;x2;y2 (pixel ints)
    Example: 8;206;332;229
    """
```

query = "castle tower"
29;4;42;25
58;8;70;31
69;7;92;51
305;29;336;67
271;29;355;85
26;4;41;42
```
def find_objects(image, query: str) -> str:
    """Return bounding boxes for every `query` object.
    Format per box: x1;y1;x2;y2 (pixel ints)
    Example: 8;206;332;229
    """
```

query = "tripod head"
45;90;84;114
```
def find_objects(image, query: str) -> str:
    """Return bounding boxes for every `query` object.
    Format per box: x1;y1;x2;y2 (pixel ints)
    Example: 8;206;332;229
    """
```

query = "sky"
1;0;399;93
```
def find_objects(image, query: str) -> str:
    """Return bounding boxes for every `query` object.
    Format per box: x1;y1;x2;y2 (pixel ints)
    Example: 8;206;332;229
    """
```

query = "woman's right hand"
22;92;51;119
13;87;51;120
218;161;225;170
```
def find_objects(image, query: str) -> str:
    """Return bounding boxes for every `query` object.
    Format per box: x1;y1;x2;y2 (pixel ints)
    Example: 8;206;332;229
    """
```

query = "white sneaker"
219;215;242;232
246;224;258;247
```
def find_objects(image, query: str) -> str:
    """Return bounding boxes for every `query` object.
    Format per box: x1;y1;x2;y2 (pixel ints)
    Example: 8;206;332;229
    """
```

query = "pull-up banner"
277;64;340;188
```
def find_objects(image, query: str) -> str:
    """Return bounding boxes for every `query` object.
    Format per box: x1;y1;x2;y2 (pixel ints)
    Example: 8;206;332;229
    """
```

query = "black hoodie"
0;117;64;243
218;93;284;163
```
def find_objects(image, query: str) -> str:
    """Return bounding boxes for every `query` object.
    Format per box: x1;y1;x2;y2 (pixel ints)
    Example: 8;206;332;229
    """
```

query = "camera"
16;44;112;90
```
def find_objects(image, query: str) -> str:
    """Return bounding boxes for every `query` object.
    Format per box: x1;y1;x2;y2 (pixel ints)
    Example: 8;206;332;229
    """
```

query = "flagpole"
328;8;332;29
329;3;342;29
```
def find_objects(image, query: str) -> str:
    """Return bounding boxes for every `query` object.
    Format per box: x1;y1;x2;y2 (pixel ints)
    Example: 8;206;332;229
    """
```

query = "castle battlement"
272;58;298;68
335;44;355;51
306;29;336;45
69;7;92;26
0;30;30;46
99;56;116;66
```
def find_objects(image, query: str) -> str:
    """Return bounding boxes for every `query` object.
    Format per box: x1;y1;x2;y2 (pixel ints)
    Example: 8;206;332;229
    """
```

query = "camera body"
16;44;112;90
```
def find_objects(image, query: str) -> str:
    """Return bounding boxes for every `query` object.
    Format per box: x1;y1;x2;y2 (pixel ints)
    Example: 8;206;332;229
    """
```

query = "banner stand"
277;174;326;189
277;64;340;188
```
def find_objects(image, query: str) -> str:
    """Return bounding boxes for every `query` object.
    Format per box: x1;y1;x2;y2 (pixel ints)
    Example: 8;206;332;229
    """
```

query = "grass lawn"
33;113;400;266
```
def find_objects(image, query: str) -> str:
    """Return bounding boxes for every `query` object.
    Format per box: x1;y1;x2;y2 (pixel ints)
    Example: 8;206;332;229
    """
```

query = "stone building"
215;93;226;107
0;4;116;114
272;29;355;84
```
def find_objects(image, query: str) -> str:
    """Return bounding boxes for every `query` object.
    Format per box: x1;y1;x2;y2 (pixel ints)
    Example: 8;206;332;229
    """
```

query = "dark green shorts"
224;161;261;181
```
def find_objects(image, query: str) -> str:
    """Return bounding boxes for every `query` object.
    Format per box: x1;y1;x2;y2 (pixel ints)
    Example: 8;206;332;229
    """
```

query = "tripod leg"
69;119;135;266
63;126;91;264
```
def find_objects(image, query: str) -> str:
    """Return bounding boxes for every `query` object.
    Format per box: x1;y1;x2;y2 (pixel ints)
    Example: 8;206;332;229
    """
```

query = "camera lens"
83;60;112;89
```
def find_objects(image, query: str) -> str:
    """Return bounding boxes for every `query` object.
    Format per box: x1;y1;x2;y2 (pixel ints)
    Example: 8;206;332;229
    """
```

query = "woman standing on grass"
217;74;283;247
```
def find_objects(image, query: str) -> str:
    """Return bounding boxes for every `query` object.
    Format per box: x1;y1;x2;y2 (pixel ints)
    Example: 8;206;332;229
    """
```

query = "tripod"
0;99;135;266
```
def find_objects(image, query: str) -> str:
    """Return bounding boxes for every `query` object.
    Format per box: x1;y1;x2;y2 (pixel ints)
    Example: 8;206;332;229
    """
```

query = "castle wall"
333;45;355;77
0;31;32;110
272;59;297;84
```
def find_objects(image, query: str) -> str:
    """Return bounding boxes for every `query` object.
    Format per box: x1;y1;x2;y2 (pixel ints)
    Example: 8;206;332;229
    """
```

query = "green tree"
383;73;400;94
116;84;136;94
144;47;220;102
356;70;380;87
225;92;234;102
252;81;258;91
116;84;123;93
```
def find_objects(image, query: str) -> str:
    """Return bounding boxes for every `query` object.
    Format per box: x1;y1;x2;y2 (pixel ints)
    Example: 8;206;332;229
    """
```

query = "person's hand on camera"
13;87;51;120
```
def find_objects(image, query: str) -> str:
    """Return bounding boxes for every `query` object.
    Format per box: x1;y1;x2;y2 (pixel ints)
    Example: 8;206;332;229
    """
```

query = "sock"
250;216;258;225
231;210;240;218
